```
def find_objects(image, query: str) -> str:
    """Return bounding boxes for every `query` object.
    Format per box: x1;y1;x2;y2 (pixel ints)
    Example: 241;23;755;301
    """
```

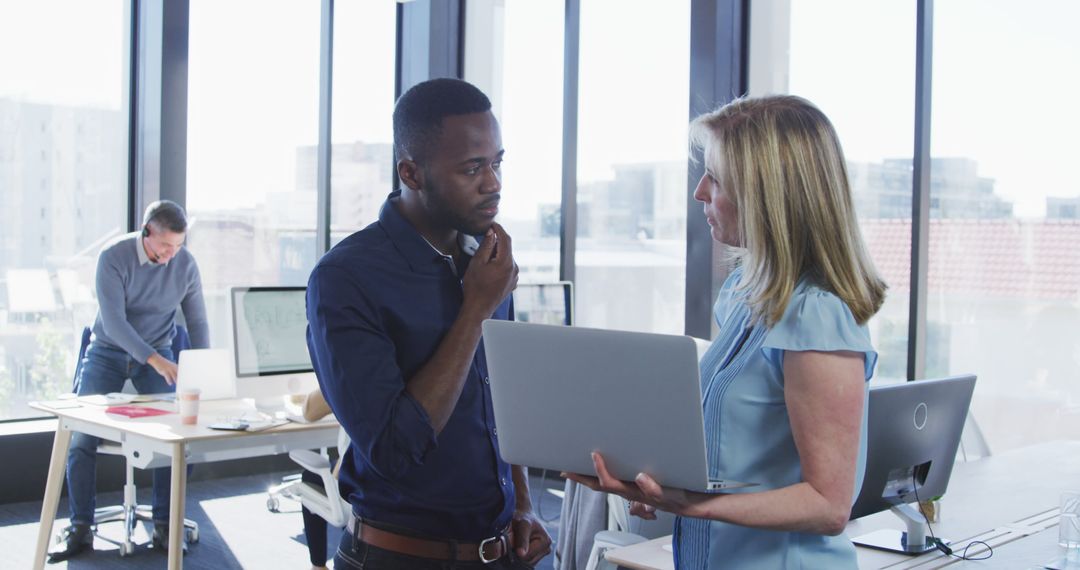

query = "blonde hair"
690;95;886;326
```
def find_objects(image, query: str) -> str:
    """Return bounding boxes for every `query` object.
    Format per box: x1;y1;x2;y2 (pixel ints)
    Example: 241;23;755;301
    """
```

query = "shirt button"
484;376;490;385
492;428;498;436
500;477;507;486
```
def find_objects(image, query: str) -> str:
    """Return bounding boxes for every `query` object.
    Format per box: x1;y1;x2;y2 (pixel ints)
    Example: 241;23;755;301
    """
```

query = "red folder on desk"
105;405;173;418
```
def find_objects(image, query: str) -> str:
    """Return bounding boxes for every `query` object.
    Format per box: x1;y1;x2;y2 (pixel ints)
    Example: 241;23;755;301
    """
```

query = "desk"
605;536;672;570
30;400;339;570
604;441;1080;569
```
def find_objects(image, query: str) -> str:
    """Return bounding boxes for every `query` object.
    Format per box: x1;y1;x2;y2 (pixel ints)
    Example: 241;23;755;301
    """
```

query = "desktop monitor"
512;281;574;326
850;374;977;555
230;286;318;408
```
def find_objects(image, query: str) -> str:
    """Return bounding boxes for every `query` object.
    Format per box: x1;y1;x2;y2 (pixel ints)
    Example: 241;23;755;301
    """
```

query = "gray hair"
142;200;188;234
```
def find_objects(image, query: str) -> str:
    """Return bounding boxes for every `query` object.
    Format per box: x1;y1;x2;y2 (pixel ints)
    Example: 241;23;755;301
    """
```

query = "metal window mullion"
133;0;161;220
134;0;188;217
125;0;138;231
907;0;933;381
559;0;580;284
392;4;404;193
399;0;463;91
430;0;463;78
316;0;334;257
159;0;188;208
684;0;747;339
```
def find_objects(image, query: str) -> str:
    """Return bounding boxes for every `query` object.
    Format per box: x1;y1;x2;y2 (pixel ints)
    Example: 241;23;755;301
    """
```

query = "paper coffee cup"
178;388;201;425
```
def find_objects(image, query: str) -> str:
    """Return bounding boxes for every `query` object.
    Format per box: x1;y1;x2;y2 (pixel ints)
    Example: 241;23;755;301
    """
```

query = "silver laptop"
482;319;752;492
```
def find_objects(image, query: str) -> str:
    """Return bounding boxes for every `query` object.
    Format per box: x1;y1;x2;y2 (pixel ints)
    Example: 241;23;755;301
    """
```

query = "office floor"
0;470;564;569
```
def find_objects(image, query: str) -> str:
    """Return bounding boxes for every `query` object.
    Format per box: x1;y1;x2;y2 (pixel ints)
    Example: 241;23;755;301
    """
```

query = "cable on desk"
912;473;993;561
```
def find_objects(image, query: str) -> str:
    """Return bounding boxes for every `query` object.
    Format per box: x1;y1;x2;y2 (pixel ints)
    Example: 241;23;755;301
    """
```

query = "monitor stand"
852;503;948;555
239;374;314;418
252;395;290;418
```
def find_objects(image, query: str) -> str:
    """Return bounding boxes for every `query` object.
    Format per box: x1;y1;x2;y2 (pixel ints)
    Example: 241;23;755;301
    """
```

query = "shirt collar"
379;191;481;274
424;234;480;258
134;233;152;265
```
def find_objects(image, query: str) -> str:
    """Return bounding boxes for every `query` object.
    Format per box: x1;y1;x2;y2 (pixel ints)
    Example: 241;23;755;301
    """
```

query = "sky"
467;0;566;221
478;0;691;221
3;0;1078;218
782;0;1080;217
184;1;322;211
0;0;125;109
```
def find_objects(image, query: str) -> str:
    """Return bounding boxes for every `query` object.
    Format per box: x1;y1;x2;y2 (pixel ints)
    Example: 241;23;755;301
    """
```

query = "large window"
330;0;398;244
186;1;321;345
749;0;916;381
574;0;690;334
0;1;129;420
464;0;565;284
927;0;1080;452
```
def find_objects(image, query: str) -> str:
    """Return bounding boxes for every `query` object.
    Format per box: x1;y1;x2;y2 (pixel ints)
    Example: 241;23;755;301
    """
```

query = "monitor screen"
513;282;574;326
231;287;313;377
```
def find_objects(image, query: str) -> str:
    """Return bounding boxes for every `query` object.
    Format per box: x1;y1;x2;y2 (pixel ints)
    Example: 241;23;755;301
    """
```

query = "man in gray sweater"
49;200;210;562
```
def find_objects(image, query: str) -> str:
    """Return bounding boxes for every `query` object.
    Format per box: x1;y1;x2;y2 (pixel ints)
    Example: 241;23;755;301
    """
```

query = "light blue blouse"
674;269;878;569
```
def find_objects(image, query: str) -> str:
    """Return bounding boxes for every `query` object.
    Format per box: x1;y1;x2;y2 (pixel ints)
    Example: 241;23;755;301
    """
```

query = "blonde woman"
567;95;886;568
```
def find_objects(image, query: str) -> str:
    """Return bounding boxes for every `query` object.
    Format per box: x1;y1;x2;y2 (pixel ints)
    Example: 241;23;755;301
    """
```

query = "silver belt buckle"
478;534;506;564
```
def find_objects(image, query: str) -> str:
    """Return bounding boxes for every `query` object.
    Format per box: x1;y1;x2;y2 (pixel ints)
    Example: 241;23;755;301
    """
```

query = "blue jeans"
333;526;534;570
66;342;178;525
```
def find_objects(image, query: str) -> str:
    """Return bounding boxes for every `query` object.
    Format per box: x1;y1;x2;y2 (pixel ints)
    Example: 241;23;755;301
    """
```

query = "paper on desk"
244;419;290;432
39;399;83;410
105;405;172;418
78;393;161;406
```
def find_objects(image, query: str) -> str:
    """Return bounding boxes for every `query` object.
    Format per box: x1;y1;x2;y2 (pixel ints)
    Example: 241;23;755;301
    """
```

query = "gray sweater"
91;232;210;363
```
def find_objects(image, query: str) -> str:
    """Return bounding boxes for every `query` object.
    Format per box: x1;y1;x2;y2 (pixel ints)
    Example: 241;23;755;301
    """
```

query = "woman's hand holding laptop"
564;451;712;521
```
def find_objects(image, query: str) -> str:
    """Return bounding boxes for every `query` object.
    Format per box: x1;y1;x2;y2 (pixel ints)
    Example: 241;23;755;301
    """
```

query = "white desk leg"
33;423;73;569
168;442;187;570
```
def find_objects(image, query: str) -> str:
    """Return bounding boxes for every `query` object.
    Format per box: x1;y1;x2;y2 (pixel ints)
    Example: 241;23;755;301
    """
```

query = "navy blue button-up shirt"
306;192;515;541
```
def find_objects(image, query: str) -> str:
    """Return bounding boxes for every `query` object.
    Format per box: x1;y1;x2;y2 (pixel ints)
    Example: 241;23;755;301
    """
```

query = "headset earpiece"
142;224;150;237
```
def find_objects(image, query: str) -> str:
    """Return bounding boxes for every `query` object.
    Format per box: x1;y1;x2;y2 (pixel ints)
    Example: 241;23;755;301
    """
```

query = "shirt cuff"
132;344;157;365
392;391;439;464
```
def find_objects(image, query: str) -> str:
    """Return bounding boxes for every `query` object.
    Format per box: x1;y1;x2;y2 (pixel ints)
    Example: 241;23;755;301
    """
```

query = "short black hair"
142;200;188;233
393;78;492;163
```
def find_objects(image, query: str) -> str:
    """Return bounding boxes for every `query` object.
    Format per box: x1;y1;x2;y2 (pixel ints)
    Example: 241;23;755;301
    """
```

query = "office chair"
65;326;199;557
265;391;336;513
266;390;348;522
286;428;351;529
584;493;676;570
959;411;992;461
265;474;303;513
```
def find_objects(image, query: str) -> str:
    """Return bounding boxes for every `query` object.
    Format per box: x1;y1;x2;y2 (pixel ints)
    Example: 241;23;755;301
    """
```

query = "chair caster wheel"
266;496;280;512
119;541;135;557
